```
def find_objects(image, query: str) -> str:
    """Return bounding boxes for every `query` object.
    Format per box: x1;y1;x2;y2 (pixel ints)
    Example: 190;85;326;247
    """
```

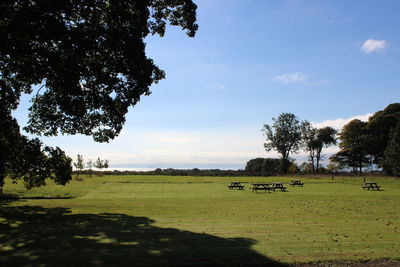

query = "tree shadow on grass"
0;205;289;266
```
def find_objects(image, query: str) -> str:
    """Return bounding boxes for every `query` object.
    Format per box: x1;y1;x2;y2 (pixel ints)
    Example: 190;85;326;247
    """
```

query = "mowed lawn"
1;175;400;266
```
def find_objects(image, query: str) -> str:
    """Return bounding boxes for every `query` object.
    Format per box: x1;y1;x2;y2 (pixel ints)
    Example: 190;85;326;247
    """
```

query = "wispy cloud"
312;113;373;130
275;72;308;84
361;39;388;53
274;72;332;86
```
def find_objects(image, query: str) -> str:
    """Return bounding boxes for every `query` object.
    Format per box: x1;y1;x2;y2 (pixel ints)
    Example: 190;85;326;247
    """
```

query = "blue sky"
14;0;400;170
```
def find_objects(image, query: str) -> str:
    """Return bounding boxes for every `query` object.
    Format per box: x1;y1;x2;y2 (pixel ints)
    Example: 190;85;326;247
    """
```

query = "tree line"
248;103;400;176
259;113;337;174
331;103;400;175
73;155;110;180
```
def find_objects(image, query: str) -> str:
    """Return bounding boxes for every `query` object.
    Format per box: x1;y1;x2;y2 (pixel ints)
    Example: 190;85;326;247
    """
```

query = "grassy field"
1;175;400;266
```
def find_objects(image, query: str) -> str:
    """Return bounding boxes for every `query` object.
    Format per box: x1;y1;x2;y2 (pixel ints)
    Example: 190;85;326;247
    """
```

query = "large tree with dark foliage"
245;158;282;176
0;110;72;193
0;0;198;191
366;103;400;167
262;113;303;173
301;121;337;173
330;119;370;174
314;126;337;172
330;103;400;174
382;121;400;176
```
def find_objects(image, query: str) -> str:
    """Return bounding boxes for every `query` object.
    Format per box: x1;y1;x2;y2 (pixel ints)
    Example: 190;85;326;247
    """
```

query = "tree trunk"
0;158;5;194
311;155;315;173
281;156;289;174
316;148;322;173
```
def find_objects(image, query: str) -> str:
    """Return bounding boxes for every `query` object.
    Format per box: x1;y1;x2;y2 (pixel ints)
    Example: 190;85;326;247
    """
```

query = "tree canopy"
382;121;400;176
0;110;72;193
330;119;370;173
366;103;400;166
0;0;198;191
1;0;198;142
331;103;400;174
262;113;303;173
301;122;337;173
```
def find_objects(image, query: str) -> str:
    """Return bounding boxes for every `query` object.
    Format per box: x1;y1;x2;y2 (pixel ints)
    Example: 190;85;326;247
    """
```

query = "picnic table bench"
228;181;245;190
289;180;304;187
251;183;272;193
362;182;381;190
271;182;287;191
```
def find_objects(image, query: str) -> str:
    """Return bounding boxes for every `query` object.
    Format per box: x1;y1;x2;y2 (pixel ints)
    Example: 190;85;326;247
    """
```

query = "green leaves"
262;113;302;173
331;103;400;174
6;136;73;190
382;122;400;175
0;0;197;191
1;0;198;142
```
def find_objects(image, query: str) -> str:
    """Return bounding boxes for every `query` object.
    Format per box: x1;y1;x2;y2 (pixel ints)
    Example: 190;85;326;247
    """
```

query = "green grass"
1;175;400;266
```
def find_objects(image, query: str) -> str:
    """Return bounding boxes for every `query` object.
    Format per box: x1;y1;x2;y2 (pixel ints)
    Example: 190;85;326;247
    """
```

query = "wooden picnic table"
228;181;245;190
289;180;304;187
251;183;272;193
362;182;381;190
271;182;287;191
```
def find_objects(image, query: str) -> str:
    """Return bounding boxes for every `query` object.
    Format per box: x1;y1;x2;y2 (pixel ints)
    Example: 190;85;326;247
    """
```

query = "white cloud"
209;82;227;91
361;39;388;53
312;113;373;130
275;72;308;84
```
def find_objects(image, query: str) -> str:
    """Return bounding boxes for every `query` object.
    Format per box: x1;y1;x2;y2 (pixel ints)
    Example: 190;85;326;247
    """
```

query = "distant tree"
262;113;303;173
103;159;109;170
299;162;314;174
331;119;371;173
288;161;300;174
326;162;343;174
301;121;318;173
262;158;283;175
245;158;265;175
191;168;201;175
93;157;110;175
86;159;93;178
367;103;400;167
382;122;400;176
245;158;282;175
93;157;103;176
301;122;337;173
317;166;327;174
73;154;84;180
314;127;337;173
95;157;103;170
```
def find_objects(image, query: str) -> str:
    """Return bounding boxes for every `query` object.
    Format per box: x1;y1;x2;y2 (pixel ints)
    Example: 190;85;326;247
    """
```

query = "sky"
13;0;400;170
